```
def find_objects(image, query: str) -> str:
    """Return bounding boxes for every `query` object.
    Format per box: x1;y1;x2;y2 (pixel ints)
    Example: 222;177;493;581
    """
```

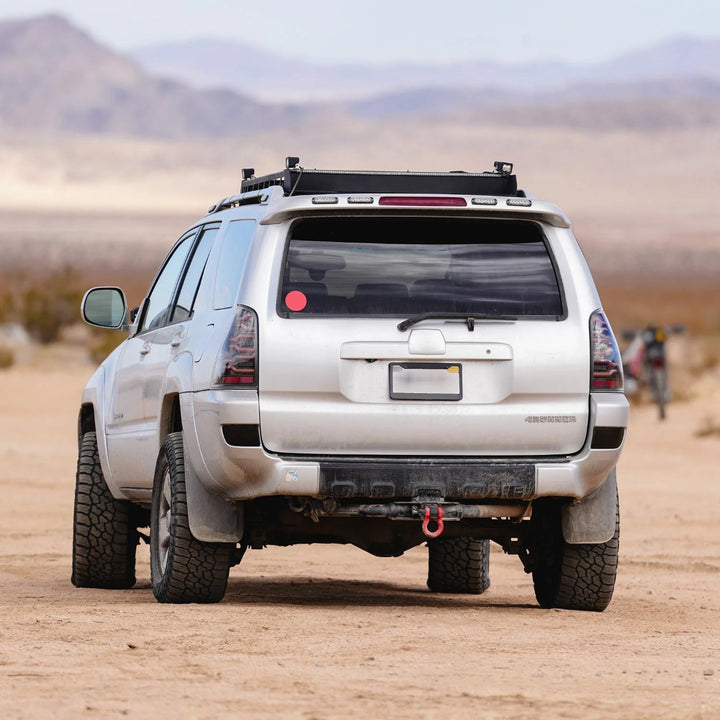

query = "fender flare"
178;391;243;543
79;363;118;496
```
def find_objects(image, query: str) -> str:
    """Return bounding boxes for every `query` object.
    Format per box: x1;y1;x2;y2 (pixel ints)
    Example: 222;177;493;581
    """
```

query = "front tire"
72;431;137;589
527;496;619;612
427;537;491;594
648;366;668;420
150;433;232;603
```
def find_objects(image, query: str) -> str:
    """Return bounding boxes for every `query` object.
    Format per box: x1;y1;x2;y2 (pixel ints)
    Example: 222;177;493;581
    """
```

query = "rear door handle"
139;341;151;356
170;332;184;348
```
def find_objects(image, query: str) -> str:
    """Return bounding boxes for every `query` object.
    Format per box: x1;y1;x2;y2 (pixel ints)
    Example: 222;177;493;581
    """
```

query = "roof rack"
208;189;268;215
239;157;518;197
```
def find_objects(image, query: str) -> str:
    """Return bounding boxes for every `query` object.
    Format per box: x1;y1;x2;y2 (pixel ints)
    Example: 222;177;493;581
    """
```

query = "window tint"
280;218;563;318
139;232;196;332
171;227;218;323
213;219;257;309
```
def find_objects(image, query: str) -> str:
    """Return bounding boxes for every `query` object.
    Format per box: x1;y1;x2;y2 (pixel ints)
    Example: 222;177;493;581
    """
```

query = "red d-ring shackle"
422;506;444;538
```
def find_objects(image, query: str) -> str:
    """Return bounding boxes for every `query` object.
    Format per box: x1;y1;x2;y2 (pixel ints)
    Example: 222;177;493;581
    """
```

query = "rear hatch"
258;215;589;457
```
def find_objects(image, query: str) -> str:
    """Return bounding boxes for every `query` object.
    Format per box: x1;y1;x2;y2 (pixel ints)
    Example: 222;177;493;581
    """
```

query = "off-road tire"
427;537;491;594
72;431;137;589
528;496;619;612
150;433;232;603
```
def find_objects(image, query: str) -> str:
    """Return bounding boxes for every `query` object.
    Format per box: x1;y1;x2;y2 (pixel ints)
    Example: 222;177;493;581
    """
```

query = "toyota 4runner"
72;159;628;610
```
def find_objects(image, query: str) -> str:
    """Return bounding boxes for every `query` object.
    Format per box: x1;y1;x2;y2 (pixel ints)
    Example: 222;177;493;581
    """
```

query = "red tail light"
215;306;258;387
378;196;467;207
590;310;623;391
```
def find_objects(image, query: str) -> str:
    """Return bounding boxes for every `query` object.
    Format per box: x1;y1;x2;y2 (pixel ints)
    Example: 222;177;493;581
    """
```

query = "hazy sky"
1;0;719;65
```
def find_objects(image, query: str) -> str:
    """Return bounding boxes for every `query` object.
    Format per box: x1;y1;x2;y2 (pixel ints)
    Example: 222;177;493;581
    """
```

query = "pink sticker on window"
285;290;308;312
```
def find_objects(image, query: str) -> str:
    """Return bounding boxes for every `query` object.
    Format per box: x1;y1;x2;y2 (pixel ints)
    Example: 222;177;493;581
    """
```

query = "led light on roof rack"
506;198;532;207
472;197;498;206
347;196;374;204
311;196;339;204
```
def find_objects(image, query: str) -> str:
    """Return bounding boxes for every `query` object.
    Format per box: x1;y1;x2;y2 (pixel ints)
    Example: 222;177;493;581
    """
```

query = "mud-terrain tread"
150;433;232;603
531;498;619;612
427;537;490;594
553;505;619;611
72;431;137;589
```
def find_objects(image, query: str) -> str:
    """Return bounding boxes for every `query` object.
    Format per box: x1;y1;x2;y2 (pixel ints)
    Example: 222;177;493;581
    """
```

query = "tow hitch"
287;496;529;529
421;506;445;538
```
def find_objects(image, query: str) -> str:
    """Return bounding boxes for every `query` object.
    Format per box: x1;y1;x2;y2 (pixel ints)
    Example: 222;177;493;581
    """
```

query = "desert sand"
0;337;718;720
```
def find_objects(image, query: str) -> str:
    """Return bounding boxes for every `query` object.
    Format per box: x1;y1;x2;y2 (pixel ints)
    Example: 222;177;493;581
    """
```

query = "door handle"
170;332;184;348
139;341;151;356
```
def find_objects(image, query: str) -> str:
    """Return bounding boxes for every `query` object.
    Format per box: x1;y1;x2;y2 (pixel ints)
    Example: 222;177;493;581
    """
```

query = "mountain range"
0;14;302;137
132;34;720;103
1;14;719;138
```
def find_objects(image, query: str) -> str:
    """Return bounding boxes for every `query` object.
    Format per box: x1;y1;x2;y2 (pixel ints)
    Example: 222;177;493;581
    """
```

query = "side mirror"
81;287;128;329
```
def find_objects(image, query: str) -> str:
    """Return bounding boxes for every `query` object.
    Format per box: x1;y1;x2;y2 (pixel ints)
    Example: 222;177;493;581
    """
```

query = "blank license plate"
389;362;463;401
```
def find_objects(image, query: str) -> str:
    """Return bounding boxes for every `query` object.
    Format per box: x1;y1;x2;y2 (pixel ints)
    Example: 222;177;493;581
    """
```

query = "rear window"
279;217;563;318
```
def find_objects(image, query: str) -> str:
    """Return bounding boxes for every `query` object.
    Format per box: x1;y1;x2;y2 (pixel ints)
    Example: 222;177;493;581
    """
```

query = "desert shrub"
0;293;13;323
597;275;720;337
695;416;720;439
0;344;14;369
698;336;720;373
89;328;124;364
3;268;84;344
20;287;65;343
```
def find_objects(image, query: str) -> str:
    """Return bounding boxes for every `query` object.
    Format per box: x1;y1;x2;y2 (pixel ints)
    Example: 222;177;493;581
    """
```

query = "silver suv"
72;159;628;610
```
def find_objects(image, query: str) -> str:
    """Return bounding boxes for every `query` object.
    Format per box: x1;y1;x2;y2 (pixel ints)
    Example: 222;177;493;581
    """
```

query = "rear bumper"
183;390;628;504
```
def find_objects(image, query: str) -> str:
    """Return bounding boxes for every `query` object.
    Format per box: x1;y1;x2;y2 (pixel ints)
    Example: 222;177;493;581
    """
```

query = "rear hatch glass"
280;217;564;318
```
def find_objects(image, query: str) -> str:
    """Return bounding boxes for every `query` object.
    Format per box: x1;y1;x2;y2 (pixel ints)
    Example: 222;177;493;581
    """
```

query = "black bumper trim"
318;461;536;500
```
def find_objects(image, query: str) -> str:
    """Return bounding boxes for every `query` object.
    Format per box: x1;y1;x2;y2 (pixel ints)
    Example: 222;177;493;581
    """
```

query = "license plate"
389;362;463;401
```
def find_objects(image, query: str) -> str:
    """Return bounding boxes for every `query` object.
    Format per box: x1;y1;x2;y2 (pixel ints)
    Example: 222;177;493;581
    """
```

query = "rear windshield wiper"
397;312;517;332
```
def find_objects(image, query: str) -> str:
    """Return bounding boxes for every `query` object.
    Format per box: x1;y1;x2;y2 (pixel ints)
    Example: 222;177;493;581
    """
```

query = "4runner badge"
524;415;578;424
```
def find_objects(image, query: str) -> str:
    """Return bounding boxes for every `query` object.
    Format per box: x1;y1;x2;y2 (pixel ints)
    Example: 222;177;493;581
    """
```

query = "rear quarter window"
213;219;257;309
279;217;564;318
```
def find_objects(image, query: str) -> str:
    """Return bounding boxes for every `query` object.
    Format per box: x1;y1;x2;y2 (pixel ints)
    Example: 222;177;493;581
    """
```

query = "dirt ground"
0;340;718;720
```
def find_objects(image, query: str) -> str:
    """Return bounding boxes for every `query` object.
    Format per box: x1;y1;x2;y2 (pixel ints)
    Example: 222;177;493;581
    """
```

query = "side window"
139;232;196;333
171;226;218;323
213;219;257;309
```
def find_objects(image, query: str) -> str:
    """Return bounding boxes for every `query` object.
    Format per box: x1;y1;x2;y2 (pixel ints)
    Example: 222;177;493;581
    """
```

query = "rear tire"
427;537;491;594
150;433;232;603
72;431;137;589
527;497;619;612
